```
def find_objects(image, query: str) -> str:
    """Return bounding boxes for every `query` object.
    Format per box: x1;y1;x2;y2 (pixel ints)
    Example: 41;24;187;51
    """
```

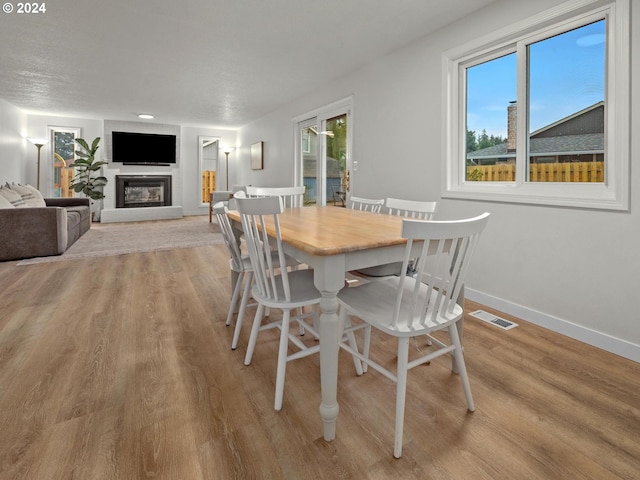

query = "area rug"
17;216;224;265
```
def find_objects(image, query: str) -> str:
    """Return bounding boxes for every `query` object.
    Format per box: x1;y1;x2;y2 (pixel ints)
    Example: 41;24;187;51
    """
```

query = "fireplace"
116;175;172;208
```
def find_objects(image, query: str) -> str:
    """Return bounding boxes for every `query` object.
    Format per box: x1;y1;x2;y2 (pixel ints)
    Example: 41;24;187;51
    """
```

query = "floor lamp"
223;147;234;190
28;138;49;190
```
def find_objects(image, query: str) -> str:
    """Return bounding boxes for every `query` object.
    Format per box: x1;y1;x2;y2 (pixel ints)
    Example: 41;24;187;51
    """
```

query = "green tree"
477;129;492;149
466;129;478;152
467;129;506;152
54;132;76;162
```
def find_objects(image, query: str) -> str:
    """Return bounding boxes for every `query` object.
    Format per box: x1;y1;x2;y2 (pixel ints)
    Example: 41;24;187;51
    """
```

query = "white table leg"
318;291;340;440
314;255;346;441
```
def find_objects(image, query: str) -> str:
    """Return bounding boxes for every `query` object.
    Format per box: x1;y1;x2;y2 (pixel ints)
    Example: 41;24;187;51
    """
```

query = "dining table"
226;205;464;442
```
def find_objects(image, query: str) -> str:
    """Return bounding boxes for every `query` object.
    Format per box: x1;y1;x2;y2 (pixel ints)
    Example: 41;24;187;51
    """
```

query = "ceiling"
0;0;496;128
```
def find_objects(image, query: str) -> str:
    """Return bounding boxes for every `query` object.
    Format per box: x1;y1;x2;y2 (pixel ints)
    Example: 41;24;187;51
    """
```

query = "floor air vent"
469;310;518;330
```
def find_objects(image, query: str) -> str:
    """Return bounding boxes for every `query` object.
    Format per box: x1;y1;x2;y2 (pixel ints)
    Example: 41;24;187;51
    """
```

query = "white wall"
0;98;29;183
235;113;298;188
235;0;640;361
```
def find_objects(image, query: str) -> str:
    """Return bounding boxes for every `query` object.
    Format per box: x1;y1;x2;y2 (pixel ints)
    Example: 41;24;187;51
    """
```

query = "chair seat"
251;269;320;309
338;276;462;337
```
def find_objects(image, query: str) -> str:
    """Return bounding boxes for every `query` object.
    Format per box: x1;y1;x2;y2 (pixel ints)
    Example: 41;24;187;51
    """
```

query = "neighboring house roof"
530;132;603;156
468;133;604;160
530;101;604;137
467;101;604;161
467;143;513;160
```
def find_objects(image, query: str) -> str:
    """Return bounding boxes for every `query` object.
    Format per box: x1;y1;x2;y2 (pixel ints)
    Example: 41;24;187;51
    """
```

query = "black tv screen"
112;131;177;165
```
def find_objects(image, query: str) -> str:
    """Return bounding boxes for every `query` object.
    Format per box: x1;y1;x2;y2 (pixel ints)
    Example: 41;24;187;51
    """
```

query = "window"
48;126;81;198
443;0;629;210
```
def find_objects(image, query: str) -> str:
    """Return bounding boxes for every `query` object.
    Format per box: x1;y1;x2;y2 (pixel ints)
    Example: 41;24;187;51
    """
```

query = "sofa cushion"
66;210;83;247
67;204;90;228
0;186;25;207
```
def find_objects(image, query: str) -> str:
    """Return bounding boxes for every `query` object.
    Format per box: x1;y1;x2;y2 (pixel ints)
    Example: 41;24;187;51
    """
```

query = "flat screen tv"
112;131;177;165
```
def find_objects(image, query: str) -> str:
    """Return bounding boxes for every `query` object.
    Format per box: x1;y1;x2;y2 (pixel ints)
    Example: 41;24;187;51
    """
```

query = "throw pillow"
24;184;46;206
0;192;14;209
11;183;46;207
0;186;25;207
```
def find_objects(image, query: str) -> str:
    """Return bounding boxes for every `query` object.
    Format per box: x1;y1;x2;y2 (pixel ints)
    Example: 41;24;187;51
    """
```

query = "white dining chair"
245;185;306;208
209;190;236;222
215;198;299;349
236;187;306;326
348;196;384;213
235;195;365;411
338;212;490;458
213;201;255;350
355;198;439;278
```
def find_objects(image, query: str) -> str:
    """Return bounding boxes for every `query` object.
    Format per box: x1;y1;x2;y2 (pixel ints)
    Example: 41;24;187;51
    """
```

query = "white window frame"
442;0;629;211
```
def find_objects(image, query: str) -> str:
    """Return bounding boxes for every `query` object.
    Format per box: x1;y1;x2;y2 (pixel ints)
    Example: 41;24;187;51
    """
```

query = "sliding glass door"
296;98;352;206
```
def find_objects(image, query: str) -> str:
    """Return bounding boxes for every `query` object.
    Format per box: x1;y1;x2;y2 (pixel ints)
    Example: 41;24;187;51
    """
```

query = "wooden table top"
227;205;406;256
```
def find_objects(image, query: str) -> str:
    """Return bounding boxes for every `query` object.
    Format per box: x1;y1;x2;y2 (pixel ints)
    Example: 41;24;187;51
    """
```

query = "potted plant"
70;137;108;220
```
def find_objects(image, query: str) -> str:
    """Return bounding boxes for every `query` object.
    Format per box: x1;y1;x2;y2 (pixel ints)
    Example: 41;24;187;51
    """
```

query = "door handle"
345;170;350;192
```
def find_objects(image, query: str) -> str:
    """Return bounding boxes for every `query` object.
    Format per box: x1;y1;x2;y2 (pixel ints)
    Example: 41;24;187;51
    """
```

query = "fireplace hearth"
116;175;172;208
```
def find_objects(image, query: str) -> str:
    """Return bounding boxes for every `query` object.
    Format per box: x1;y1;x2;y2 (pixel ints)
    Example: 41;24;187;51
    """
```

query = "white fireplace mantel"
100;167;183;223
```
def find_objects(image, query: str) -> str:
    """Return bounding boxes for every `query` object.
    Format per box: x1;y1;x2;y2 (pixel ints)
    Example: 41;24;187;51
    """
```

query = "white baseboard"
466;289;640;364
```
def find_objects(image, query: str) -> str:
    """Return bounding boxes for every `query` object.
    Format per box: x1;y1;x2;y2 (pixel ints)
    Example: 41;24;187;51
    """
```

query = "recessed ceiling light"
137;113;154;119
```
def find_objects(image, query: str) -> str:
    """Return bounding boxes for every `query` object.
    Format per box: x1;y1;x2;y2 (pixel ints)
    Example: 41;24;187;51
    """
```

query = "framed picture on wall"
251;141;263;170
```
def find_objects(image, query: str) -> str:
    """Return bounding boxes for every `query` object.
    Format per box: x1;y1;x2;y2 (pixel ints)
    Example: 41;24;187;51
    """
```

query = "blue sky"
466;19;605;138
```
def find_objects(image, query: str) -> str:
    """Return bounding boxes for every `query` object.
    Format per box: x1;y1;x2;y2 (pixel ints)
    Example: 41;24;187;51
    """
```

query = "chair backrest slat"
349;196;384;213
213;201;244;271
246;186;305;208
236;196;292;303
391;213;490;331
385;197;438;220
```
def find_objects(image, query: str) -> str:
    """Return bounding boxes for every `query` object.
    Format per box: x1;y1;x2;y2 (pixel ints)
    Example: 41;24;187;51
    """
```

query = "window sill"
443;182;628;211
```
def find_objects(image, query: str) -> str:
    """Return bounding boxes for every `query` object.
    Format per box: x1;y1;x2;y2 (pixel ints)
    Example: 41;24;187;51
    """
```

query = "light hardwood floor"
0;243;638;479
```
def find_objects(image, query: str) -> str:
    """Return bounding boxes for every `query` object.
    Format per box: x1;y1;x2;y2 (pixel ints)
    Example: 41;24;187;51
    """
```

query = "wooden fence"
54;167;75;197
467;161;604;182
202;170;216;203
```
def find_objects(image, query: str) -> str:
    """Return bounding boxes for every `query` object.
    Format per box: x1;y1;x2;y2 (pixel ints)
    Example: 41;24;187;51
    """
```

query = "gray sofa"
0;197;91;261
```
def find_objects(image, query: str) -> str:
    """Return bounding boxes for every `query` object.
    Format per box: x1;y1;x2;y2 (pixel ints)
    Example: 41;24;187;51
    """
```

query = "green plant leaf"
70;137;108;201
88;191;104;200
75;138;90;152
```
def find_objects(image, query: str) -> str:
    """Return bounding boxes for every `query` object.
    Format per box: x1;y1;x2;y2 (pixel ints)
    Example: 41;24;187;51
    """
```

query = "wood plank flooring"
0;242;639;479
